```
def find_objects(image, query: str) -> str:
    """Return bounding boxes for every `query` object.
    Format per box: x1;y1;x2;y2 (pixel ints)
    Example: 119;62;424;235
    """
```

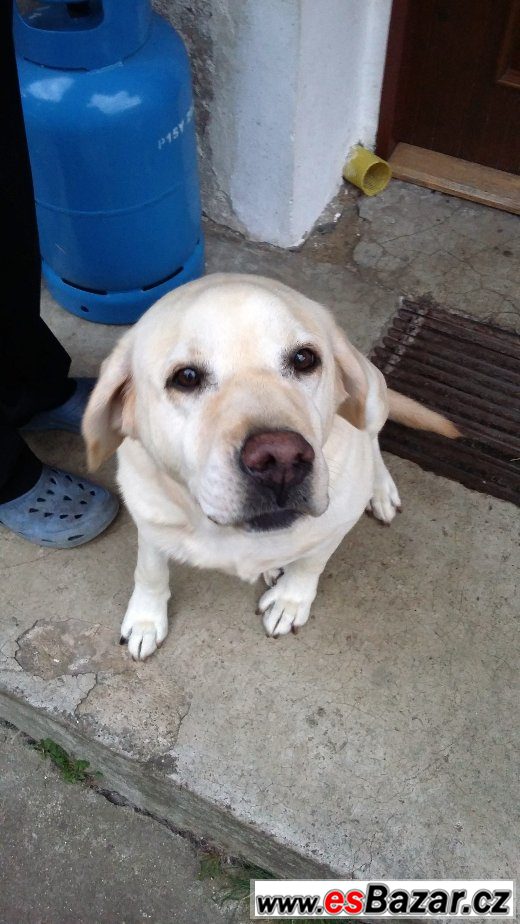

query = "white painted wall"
158;0;392;248
229;0;301;245
292;0;392;245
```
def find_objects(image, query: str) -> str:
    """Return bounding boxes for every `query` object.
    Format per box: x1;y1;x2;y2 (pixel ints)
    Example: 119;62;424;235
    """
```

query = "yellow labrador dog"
83;274;457;659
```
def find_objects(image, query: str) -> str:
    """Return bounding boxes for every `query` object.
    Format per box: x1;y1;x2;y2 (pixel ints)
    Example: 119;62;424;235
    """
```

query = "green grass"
37;738;101;784
199;853;299;921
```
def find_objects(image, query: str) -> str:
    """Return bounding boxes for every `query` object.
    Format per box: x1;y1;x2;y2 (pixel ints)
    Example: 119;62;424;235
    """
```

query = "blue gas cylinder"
14;0;204;324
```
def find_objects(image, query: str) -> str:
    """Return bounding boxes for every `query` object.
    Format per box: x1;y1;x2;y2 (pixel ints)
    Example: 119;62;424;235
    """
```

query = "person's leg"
0;0;75;427
0;418;41;505
0;2;119;545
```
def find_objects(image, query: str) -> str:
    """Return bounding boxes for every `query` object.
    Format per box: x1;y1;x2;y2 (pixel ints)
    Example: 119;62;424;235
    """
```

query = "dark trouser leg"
0;418;42;505
0;0;74;500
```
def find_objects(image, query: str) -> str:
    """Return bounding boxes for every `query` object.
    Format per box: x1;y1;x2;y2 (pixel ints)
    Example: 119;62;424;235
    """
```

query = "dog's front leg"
257;548;336;638
367;436;401;525
120;533;171;660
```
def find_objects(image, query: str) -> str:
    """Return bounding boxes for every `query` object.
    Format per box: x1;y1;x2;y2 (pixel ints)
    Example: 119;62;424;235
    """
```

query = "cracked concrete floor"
1;182;519;883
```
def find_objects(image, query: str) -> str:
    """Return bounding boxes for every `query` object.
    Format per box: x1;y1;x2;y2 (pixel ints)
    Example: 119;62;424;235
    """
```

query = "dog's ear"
332;323;388;435
82;331;136;470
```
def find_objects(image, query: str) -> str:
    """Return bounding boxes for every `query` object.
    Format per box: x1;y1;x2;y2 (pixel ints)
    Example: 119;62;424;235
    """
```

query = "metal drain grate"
371;298;520;506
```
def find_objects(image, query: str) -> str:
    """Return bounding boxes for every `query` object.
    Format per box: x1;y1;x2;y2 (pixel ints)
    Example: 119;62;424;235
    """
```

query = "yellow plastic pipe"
343;145;391;196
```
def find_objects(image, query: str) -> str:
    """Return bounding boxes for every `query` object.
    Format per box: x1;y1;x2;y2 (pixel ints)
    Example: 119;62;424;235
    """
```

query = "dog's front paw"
257;572;317;638
367;469;401;525
120;603;168;660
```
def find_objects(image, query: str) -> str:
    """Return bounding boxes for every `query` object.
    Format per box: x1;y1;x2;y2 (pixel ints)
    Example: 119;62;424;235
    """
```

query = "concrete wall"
155;0;392;247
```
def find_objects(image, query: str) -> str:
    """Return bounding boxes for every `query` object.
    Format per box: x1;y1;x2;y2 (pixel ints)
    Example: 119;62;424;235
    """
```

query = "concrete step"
2;445;518;879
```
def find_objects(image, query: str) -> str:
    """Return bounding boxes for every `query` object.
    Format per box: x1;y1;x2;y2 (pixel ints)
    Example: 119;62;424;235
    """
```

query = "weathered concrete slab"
1;183;519;880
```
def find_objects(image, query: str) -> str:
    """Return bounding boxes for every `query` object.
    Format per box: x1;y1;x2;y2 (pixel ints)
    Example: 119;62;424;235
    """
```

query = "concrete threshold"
2;450;518;881
0;691;329;878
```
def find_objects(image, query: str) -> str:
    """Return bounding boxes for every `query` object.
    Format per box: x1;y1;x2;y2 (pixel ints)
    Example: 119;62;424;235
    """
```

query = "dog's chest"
175;521;334;582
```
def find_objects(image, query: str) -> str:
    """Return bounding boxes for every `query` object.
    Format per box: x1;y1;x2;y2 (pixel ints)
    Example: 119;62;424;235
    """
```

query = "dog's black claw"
119;636;127;645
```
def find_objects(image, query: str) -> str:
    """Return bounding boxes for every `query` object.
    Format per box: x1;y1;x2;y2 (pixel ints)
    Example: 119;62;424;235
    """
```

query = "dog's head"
83;274;388;531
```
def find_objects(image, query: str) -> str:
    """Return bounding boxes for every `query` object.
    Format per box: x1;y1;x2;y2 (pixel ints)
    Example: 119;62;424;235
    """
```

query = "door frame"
376;0;410;160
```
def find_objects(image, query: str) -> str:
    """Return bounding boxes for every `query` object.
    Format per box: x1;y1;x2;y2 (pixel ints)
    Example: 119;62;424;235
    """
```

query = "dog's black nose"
240;430;314;504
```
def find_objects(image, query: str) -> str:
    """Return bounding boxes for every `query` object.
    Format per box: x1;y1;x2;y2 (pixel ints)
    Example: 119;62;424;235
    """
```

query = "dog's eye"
291;348;319;373
167;367;203;390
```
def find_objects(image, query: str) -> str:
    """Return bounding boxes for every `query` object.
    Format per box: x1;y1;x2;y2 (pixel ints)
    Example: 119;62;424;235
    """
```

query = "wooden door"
378;0;520;174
